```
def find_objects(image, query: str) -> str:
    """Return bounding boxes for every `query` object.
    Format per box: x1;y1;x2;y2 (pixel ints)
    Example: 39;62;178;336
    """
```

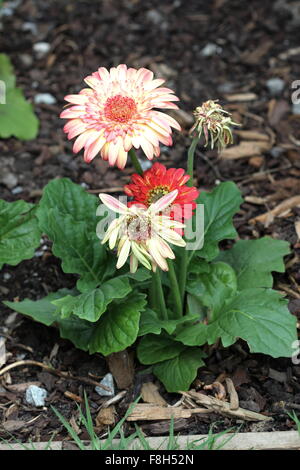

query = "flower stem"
129;148;143;175
167;259;182;318
153;271;168;321
179;136;199;302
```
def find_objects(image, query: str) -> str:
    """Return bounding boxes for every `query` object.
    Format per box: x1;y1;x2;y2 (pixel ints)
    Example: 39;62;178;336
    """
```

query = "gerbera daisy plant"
2;65;297;394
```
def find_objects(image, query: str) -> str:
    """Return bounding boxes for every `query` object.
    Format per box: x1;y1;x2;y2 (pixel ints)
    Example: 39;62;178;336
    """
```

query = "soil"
1;0;300;444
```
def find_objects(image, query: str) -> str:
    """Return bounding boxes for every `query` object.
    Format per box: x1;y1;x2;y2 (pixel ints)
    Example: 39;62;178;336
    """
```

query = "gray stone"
292;103;300;115
266;78;285;96
3;273;11;281
146;9;164;25
270;146;284;158
19;53;33;67
139;158;152;171
33;42;50;58
95;373;115;397
201;43;222;57
25;385;47;407
22;22;38;35
11;186;23;195
34;93;56;105
0;170;18;189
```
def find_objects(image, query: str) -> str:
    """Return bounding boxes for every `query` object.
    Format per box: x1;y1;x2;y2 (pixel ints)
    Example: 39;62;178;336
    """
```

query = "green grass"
1;393;237;450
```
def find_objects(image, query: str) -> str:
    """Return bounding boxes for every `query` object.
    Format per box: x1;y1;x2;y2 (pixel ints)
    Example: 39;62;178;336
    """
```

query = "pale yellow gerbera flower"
60;64;181;169
97;190;186;272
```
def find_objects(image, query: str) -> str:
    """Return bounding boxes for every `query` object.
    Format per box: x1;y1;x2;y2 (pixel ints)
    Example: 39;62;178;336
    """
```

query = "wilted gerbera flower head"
97;190;186;273
190;100;240;151
124;162;199;223
60;64;181;169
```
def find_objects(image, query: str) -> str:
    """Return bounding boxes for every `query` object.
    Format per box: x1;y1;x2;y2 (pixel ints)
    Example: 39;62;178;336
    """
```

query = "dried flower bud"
190;100;240;151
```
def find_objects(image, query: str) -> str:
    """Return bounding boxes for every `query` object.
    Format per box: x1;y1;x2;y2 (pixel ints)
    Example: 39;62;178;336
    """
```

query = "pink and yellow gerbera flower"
97;190;186;272
60;64;181;169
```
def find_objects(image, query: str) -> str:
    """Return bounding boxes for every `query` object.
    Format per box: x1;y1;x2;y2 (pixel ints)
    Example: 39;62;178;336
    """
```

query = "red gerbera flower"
124;163;199;225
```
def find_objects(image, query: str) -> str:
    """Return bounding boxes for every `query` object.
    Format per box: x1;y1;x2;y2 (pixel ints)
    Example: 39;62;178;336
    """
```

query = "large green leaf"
217;237;290;289
153;348;205;393
138;308;200;337
88;293;147;355
52;277;132;322
3;289;74;326
0;199;41;269
36;178;114;291
37;178;99;233
206;288;297;357
194;182;243;261
137;334;186;364
187;261;237;317
0;54;39;140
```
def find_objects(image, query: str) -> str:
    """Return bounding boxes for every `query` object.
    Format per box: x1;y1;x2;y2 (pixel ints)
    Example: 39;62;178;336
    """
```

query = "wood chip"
64;391;83;403
225;93;258;102
141;382;167;407
96;406;115;427
250;195;300;225
225;378;239;410
204;381;226;400
0;337;6;368
107;351;134;389
235;130;270;141
126;404;211;421
220;140;271;159
1;420;27;432
6;381;41;392
181;390;272;422
295;221;300;240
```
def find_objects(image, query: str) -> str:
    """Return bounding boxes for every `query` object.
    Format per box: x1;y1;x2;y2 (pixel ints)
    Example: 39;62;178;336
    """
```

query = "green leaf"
153;348;205;393
0;199;41;269
138;308;200;336
187;262;237;316
52;277;132;322
195;182;243;261
206;288;298;357
38;209;107;292
88;293;147;355
175;322;208;347
217;237;290;289
0;53;16;89
36;178;113;292
37;178;99;233
137;334;186;365
3;289;74;326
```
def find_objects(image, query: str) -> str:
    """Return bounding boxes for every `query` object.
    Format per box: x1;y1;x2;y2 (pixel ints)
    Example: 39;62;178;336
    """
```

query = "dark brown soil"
1;0;300;443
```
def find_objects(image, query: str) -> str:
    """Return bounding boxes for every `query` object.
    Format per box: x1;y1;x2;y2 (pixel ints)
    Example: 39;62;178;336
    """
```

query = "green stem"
129;148;143;175
153;271;168;321
179;137;199;302
167;259;182;318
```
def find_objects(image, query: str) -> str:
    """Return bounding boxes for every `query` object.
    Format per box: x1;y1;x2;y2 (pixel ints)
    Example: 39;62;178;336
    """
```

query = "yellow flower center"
104;94;137;123
125;214;151;242
147;185;170;204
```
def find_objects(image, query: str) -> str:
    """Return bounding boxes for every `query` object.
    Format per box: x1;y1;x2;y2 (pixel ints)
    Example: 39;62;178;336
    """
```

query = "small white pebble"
25;385;48;407
34;93;56;105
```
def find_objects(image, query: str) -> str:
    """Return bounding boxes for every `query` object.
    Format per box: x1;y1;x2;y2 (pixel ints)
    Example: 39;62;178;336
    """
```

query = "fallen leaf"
225;93;258;102
220;141;271;159
240;40;273;65
250;195;300;225
141;382;167;406
249;156;264;168
1;420;27;432
268;99;290;127
6;381;41;393
235;130;270;141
